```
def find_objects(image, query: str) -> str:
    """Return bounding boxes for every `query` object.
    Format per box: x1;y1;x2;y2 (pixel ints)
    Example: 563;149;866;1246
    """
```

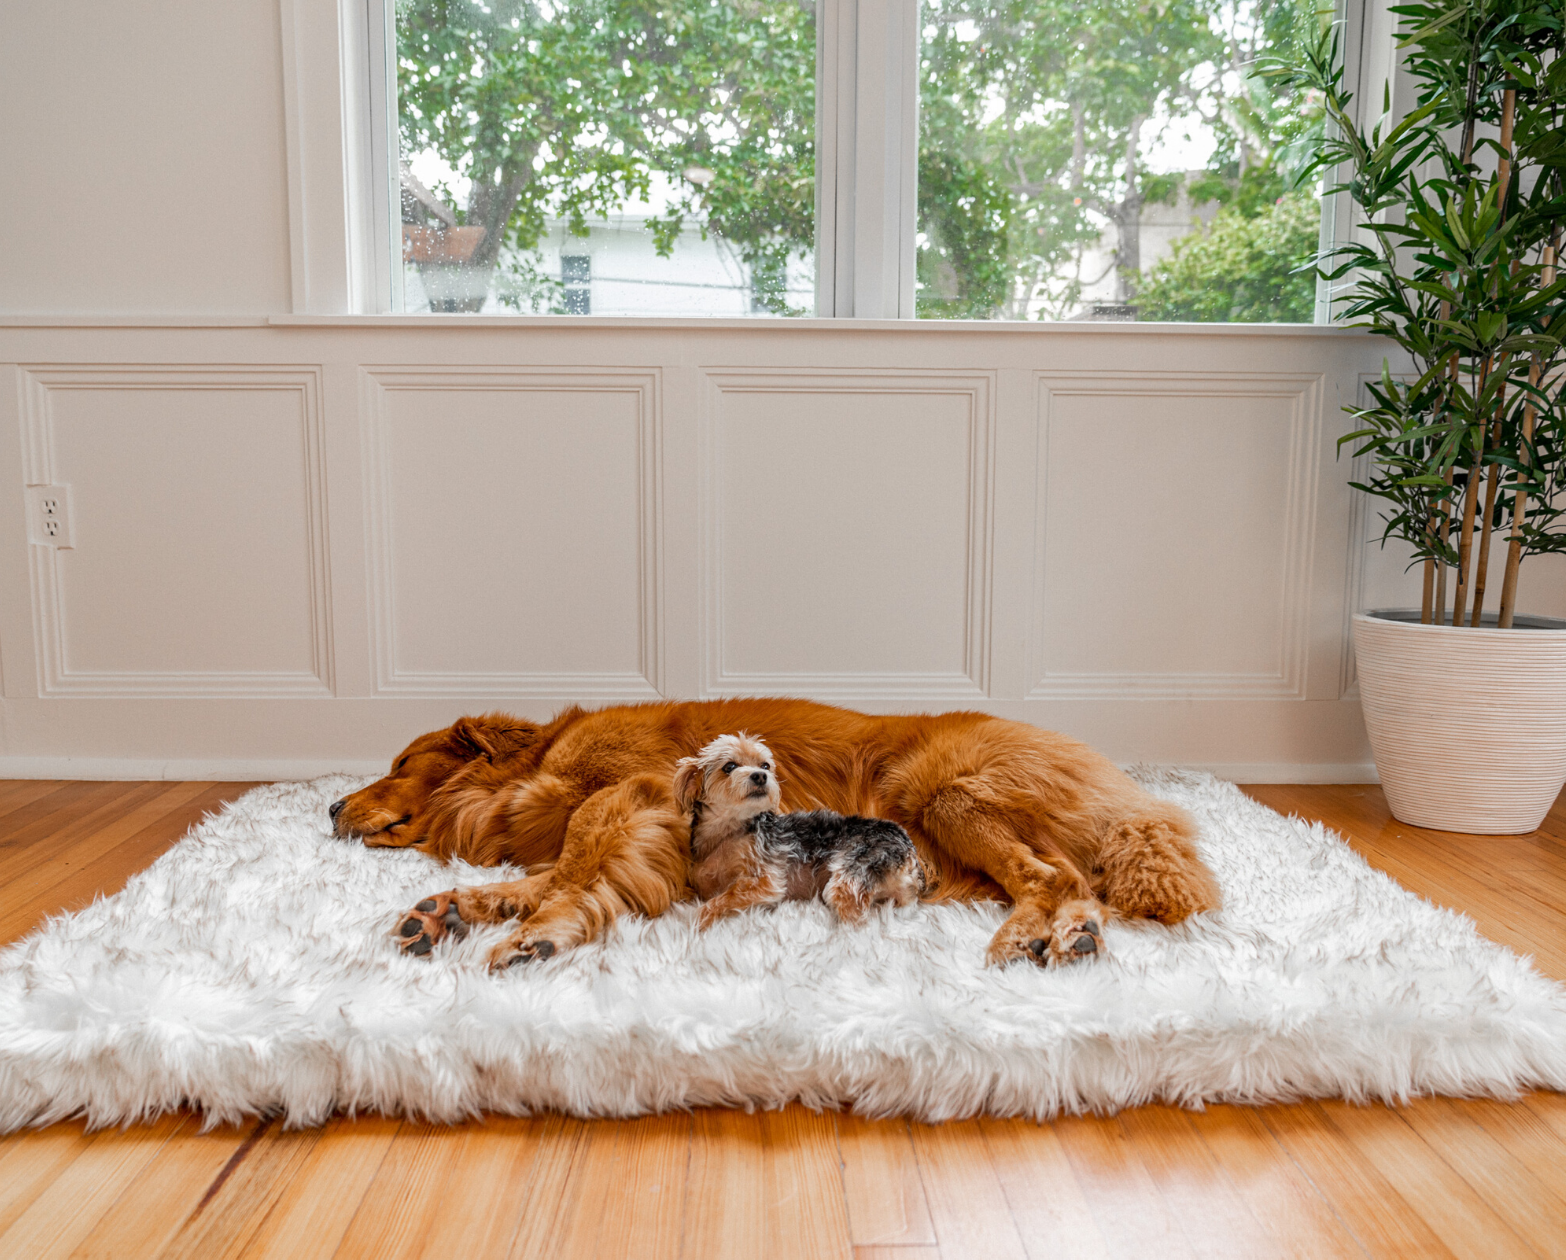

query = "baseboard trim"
0;756;1380;785
1175;763;1379;784
0;758;390;782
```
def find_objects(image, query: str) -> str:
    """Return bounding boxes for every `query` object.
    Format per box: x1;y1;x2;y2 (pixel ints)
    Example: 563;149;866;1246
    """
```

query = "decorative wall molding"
18;365;334;698
697;368;994;699
1026;371;1324;700
359;366;663;698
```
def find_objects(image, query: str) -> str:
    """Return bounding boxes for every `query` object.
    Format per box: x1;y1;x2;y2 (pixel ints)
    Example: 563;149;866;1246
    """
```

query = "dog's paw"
486;933;558;971
393;890;467;957
1043;900;1104;966
984;907;1054;967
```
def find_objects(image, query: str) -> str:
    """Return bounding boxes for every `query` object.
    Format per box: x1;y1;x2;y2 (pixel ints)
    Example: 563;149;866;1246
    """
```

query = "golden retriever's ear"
671;757;703;813
451;712;536;761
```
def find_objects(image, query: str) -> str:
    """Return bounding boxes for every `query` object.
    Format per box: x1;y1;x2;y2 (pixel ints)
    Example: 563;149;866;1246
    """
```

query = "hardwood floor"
0;778;1562;1259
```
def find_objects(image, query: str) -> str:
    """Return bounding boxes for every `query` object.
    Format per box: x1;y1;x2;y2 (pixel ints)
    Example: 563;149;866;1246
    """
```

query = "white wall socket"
26;484;75;548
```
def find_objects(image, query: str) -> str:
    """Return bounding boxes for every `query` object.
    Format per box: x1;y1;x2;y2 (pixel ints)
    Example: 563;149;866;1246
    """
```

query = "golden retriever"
330;699;1219;970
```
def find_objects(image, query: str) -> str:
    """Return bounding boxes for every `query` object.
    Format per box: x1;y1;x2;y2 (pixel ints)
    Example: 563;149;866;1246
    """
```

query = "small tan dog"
673;732;925;930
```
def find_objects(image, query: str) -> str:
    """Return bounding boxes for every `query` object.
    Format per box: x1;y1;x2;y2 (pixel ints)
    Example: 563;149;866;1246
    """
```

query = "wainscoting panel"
361;367;661;697
17;366;332;697
1028;373;1321;699
1;320;1506;778
699;370;992;698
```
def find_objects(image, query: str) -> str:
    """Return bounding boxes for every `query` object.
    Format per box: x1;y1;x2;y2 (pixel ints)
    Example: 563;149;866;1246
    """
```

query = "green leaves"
1135;186;1321;322
1283;0;1565;572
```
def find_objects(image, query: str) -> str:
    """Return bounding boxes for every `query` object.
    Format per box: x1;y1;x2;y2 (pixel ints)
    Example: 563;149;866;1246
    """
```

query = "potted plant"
1268;0;1566;833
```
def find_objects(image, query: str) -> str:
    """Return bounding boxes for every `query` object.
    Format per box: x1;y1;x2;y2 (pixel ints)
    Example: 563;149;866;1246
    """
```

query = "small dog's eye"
723;761;738;774
760;762;771;771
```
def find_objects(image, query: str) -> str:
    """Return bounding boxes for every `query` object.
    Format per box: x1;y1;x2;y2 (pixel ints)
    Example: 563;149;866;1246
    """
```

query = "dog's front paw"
984;906;1054;967
394;890;467;957
1043;899;1104;965
486;932;558;971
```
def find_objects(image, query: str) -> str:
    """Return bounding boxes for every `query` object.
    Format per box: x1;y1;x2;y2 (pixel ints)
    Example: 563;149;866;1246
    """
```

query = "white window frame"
281;0;1387;320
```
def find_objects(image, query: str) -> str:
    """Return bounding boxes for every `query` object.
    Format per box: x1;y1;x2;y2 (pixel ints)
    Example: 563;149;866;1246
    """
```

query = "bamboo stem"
1469;366;1507;625
1498;231;1557;627
1421;554;1435;623
1451;356;1491;627
1435;464;1453;624
1469;91;1517;627
1498;356;1541;627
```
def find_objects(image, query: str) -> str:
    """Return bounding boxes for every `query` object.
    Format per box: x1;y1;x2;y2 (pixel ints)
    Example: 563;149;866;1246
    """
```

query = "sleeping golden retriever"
330;699;1219;970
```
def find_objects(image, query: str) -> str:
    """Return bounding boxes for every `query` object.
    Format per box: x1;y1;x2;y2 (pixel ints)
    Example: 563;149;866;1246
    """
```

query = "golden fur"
334;699;1220;969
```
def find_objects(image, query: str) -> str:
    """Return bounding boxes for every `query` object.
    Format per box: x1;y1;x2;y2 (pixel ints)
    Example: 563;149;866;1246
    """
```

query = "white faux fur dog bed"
2;769;1563;1131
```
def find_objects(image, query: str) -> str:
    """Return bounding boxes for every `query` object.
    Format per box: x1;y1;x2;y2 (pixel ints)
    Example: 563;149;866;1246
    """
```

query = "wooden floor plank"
161;1120;323;1260
975;1117;1106;1255
684;1109;852;1260
836;1113;937;1246
503;1117;591;1259
1116;1105;1284;1260
1398;1096;1566;1259
1261;1102;1457;1259
0;780;74;822
0;1113;184;1258
762;1108;855;1260
551;1113;690;1260
0;779;175;888
406;1116;541;1258
908;1119;1029;1260
683;1111;765;1260
1319;1099;1537;1259
239;1116;400;1260
332;1121;461;1259
0;781;146;861
1184;1104;1366;1260
66;1115;256;1258
1050;1111;1196;1260
0;1122;98;1238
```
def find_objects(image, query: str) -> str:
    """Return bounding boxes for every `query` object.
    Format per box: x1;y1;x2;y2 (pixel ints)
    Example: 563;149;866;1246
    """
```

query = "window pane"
916;0;1323;322
395;0;816;315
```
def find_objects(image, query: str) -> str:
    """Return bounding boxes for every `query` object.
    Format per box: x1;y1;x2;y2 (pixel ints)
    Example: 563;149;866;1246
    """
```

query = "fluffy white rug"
2;770;1564;1131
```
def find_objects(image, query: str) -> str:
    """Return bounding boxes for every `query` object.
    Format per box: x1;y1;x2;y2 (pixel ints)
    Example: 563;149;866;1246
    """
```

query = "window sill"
266;314;1365;336
0;313;1368;336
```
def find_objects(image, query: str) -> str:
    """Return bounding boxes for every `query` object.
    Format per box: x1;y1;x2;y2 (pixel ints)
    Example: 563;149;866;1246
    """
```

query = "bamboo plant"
1266;0;1566;626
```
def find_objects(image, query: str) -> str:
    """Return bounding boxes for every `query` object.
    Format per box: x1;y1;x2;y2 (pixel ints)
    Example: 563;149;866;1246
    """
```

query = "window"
392;0;816;316
916;0;1325;321
379;0;1332;320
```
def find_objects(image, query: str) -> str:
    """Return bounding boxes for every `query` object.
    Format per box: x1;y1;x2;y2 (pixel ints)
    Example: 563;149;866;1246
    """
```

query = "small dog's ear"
672;756;703;813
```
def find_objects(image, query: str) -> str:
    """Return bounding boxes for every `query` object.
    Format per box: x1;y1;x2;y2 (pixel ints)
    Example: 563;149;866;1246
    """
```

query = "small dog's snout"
329;799;346;822
750;771;768;786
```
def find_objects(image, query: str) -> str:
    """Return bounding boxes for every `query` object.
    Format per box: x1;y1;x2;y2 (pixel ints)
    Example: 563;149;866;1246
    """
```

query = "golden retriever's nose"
329;799;347;822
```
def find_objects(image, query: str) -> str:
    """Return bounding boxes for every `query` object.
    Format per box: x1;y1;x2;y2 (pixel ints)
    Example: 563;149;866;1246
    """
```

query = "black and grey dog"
672;732;926;928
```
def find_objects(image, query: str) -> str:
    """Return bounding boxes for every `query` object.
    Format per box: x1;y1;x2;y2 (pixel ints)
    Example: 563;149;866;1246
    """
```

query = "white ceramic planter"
1353;610;1566;834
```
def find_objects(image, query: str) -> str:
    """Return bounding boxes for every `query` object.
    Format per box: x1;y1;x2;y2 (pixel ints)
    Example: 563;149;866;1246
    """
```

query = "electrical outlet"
26;484;75;548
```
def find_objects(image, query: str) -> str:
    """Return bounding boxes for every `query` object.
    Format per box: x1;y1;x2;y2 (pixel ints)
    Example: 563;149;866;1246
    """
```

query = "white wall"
2;1;1560;782
0;0;292;315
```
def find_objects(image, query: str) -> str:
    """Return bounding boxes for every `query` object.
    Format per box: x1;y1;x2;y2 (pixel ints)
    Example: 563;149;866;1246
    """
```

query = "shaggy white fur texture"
2;769;1564;1131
